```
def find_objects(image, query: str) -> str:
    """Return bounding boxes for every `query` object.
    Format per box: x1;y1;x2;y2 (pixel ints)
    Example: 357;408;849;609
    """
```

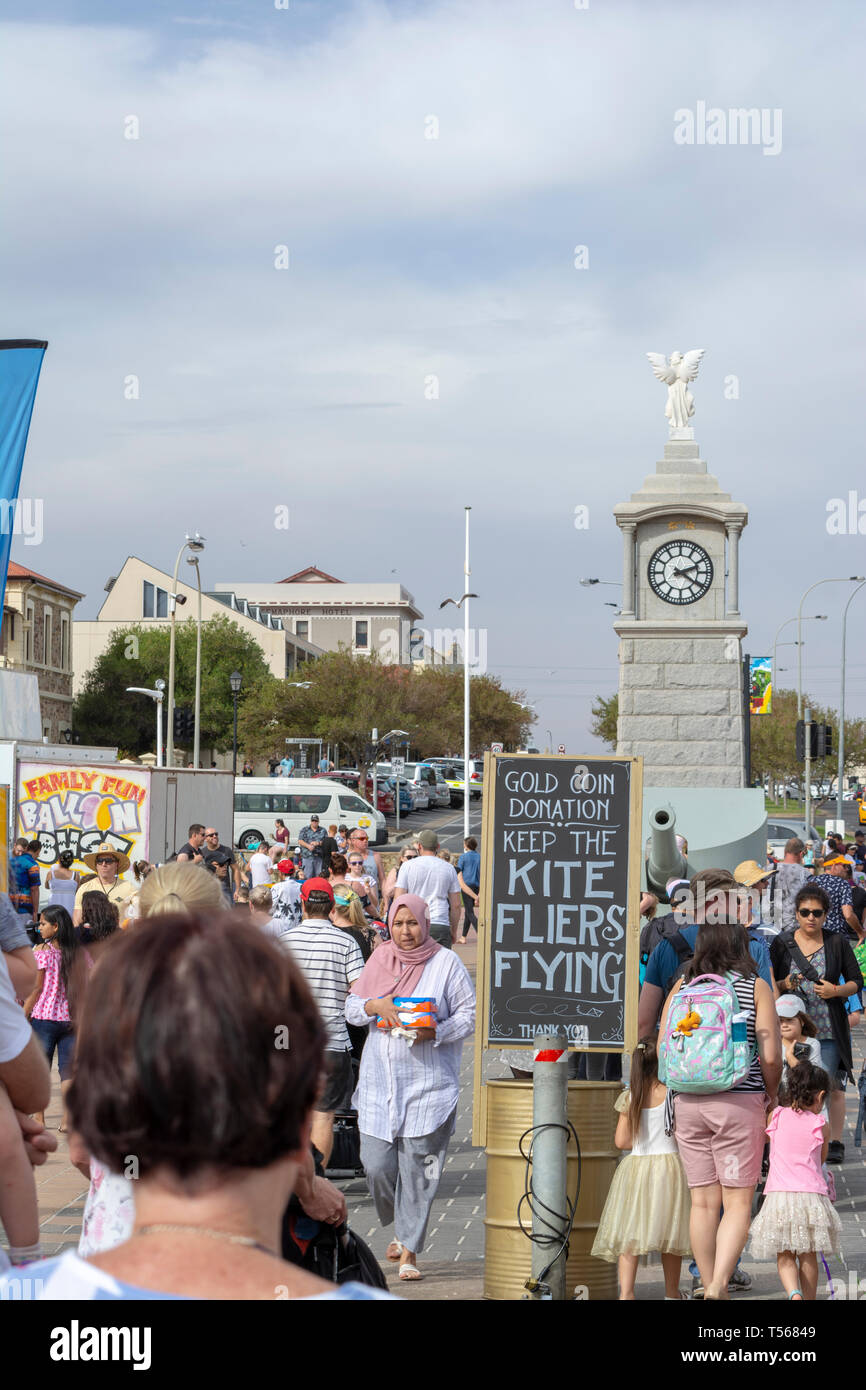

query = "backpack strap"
668;930;693;963
780;931;824;985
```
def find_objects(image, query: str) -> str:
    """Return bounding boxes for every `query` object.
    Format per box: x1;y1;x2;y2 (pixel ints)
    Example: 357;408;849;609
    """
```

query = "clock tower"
613;437;748;788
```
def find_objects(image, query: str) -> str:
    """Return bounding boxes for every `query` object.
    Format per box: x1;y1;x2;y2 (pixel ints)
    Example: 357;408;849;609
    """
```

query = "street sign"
558;743;566;754
491;742;503;754
392;756;405;776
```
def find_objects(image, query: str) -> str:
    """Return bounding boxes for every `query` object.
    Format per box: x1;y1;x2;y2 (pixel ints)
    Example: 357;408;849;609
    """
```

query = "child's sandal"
788;1289;803;1300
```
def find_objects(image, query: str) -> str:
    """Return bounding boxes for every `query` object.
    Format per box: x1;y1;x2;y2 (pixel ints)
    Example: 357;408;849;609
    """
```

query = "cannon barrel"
645;804;691;900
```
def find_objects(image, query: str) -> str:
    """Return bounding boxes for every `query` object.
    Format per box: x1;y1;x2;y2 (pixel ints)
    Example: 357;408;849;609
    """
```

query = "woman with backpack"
769;883;862;1165
658;914;782;1302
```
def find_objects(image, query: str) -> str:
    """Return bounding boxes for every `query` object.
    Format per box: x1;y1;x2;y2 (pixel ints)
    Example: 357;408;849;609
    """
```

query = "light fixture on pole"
125;680;166;768
579;578;621;587
439;507;477;837
797;578;864;716
187;552;203;769
836;580;866;821
166;533;206;767
771;615;827;691
229;669;242;777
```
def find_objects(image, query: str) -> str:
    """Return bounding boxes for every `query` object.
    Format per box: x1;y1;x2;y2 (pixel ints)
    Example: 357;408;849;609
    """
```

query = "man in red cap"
284;878;364;1165
271;859;302;928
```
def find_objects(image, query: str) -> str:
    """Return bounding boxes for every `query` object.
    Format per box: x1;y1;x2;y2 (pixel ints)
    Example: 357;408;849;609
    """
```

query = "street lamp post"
463;507;471;839
771;615;827;693
230;670;242;777
837;581;866;821
125;681;166;767
797;577;864;716
187;553;203;769
166;533;206;767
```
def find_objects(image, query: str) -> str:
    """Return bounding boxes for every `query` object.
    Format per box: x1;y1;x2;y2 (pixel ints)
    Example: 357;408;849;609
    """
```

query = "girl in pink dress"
749;1061;841;1299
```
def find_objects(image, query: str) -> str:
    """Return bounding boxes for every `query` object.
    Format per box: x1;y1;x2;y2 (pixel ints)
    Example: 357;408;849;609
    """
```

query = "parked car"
401;762;449;808
362;775;396;815
233;778;386;849
766;817;822;861
436;761;484;805
313;768;360;790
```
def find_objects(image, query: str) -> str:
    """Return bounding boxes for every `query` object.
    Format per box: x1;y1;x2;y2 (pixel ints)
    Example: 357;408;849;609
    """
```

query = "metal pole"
232;693;238;777
165;541;187;767
192;558;202;769
743;653;751;787
805;706;812;846
156;692;163;769
837;581;866;821
529;1029;569;1301
464;506;471;840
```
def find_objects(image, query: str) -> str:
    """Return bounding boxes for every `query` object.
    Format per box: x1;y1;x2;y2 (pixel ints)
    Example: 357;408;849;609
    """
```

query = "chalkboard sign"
478;753;642;1050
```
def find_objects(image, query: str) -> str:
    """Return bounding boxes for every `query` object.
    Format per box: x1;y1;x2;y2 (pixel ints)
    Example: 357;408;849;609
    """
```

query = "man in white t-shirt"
248;842;274;888
396;829;461;949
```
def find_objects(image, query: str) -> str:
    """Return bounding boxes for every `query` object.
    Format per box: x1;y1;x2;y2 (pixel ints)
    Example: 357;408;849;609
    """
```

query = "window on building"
143;581;154;617
354;620;369;650
156;587;168;618
43;609;53;667
295;620;309;640
143;581;169;619
24;603;34;663
60;613;69;671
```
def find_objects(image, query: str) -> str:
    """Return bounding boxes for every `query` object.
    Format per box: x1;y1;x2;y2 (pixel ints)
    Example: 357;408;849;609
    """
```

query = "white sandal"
399;1263;423;1281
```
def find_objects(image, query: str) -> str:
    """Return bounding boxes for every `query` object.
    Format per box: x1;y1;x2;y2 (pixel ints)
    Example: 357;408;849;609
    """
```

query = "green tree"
236;649;532;776
590;692;618;750
73;617;271;756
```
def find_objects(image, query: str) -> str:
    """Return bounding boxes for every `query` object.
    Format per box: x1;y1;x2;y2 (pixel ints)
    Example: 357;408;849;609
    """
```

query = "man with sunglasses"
73;843;136;925
770;884;862;1164
201;828;242;901
346;828;384;889
806;854;860;939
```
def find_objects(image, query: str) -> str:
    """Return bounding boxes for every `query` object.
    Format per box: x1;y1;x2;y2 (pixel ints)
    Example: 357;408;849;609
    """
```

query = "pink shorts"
673;1091;767;1188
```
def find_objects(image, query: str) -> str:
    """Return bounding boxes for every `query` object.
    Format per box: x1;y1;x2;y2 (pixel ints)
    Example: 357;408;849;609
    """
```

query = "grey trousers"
429;923;452;950
360;1111;455;1254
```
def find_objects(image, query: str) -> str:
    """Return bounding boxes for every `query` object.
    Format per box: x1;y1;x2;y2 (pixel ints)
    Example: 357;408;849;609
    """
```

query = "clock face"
647;540;713;605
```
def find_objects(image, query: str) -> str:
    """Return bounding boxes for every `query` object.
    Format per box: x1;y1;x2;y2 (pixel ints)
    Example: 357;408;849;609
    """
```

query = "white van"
233;778;386;850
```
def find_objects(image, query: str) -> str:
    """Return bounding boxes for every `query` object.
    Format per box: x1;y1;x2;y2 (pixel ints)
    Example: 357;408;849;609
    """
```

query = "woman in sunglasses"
380;847;418;918
769;885;862;1165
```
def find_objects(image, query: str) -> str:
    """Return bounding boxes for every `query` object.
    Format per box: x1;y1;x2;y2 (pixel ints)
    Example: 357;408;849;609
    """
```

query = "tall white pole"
464;506;471;840
156;692;163;769
165;542;186;767
837;581;866;821
192;558;202;769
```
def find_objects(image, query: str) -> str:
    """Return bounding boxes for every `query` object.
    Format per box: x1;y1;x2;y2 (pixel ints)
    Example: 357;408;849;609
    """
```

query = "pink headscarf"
349;893;441;1001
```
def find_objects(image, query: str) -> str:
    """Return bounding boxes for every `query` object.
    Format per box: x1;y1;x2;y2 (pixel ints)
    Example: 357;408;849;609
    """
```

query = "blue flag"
0;340;48;615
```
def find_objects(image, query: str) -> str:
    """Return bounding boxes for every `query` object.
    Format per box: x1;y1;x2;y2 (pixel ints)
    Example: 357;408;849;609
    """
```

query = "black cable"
516;1120;581;1288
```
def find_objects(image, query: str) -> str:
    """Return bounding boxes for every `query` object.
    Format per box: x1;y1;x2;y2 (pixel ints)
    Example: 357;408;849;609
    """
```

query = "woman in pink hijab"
345;893;476;1281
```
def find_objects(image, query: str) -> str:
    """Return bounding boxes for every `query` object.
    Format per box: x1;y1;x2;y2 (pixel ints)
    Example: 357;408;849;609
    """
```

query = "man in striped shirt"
284;878;364;1166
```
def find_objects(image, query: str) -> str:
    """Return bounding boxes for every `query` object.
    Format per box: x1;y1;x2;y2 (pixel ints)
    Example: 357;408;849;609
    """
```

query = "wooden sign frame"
472;751;643;1146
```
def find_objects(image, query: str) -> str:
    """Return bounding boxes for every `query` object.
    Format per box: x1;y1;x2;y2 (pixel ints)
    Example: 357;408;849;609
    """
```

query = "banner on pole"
749;656;772;715
0;341;48;615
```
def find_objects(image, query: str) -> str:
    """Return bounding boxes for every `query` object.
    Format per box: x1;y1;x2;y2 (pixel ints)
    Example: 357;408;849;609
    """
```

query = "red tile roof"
5;562;84;599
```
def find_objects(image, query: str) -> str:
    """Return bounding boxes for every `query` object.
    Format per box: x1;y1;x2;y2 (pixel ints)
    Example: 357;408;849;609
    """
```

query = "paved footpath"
12;942;866;1301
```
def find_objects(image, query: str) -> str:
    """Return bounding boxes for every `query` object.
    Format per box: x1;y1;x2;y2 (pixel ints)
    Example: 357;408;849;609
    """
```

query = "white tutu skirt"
749;1191;841;1259
591;1153;691;1261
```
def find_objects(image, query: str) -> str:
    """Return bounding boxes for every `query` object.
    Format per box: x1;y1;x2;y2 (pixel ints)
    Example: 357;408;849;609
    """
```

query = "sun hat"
734;858;776;887
776;994;807;1018
823;855;849;867
81;842;131;874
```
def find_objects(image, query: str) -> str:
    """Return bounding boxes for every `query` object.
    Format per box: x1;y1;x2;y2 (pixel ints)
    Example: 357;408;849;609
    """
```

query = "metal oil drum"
483;1078;621;1300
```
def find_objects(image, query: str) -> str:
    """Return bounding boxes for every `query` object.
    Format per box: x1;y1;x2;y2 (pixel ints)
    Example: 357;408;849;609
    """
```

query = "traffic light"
795;720;819;761
817;724;833;759
173;706;194;743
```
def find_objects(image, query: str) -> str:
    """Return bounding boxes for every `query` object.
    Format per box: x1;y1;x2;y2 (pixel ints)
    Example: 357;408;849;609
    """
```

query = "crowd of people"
0;811;482;1298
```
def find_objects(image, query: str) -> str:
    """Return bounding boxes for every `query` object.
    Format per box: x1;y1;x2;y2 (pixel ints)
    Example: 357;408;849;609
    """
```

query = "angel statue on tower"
647;349;705;433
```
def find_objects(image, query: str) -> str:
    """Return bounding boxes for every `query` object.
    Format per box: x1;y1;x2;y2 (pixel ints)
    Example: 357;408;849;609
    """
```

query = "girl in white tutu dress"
749;1061;841;1299
592;1037;691;1300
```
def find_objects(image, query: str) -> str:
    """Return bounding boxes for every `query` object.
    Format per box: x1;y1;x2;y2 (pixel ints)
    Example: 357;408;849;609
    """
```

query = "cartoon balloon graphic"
95;797;114;835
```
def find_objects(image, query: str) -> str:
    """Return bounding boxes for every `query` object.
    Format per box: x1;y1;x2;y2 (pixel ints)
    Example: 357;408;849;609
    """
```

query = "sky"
4;0;866;752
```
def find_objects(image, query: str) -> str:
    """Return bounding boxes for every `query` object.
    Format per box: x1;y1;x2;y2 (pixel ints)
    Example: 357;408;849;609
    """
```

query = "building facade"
72;556;321;695
214;567;427;665
0;562;84;741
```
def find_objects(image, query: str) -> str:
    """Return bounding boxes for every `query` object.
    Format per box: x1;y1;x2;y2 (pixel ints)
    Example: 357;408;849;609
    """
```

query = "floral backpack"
658;972;754;1094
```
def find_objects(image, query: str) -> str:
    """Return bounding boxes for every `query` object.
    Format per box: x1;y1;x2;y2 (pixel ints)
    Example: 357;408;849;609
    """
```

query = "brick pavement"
9;936;866;1301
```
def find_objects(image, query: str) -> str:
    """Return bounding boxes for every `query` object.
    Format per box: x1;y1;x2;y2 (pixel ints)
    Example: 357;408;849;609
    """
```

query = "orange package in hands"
377;996;437;1030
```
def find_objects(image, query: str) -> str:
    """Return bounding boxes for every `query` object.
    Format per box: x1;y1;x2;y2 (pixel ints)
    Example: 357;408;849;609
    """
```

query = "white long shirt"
345;948;476;1141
